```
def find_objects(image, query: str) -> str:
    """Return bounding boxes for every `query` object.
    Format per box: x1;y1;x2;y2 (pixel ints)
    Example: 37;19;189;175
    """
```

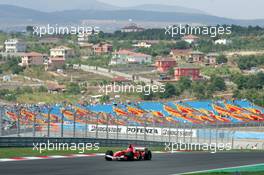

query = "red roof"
171;49;192;55
23;52;45;57
182;35;199;40
115;49;150;57
156;57;176;62
49;57;65;61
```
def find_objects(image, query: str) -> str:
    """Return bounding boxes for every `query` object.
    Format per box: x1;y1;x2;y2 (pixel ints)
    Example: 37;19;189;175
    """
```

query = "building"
39;37;61;45
78;43;94;57
77;32;91;42
174;65;201;81
205;53;219;65
121;23;144;33
44;57;65;71
182;35;199;44
214;39;232;45
19;52;47;67
170;49;192;61
4;39;26;53
155;57;177;73
92;43;113;55
110;49;152;65
50;46;74;59
46;81;65;93
189;51;205;63
0;45;4;52
2;75;11;82
133;41;152;48
112;76;132;84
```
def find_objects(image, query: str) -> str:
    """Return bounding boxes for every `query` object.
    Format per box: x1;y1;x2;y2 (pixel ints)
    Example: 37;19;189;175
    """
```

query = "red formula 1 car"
105;145;152;161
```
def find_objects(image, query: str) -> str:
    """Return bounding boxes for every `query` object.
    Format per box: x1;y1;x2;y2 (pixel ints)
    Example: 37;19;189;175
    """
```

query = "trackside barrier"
0;137;164;147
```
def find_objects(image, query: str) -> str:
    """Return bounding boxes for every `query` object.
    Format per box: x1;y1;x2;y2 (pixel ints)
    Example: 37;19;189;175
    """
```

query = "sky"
0;0;263;20
99;0;263;20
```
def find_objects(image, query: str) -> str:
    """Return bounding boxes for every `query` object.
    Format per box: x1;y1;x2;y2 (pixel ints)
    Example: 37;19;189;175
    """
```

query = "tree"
208;76;226;91
38;86;48;92
22;86;33;94
192;82;206;99
178;77;192;92
159;83;177;99
140;91;154;101
100;95;110;103
174;41;189;49
216;55;228;64
11;65;24;74
67;83;81;95
26;26;34;35
167;67;174;76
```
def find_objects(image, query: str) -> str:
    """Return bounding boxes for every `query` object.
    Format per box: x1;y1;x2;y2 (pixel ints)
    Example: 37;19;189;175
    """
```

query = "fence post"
33;111;36;137
0;106;3;137
85;113;88;138
209;124;212;145
73;110;77;138
61;109;64;138
216;121;219;146
126;117;128;140
169;121;171;143
116;115;119;140
144;114;147;141
152;116;155;142
106;113;109;139
176;122;179;143
16;106;20;137
183;121;186;143
96;113;99;139
47;105;51;137
190;123;193;144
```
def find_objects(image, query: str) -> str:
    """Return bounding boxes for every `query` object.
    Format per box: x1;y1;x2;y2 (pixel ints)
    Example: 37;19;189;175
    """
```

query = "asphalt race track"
0;152;264;175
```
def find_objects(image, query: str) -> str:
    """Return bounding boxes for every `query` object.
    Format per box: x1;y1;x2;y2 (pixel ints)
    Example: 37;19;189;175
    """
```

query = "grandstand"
1;99;263;131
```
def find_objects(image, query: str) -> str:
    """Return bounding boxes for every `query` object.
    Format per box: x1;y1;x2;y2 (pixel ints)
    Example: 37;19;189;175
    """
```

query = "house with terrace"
110;49;152;65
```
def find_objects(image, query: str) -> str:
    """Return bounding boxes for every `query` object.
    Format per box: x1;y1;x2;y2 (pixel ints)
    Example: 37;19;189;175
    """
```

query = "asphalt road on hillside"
0;152;264;175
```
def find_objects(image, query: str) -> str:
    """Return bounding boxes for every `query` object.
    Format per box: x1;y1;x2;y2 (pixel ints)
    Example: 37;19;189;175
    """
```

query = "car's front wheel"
105;150;113;161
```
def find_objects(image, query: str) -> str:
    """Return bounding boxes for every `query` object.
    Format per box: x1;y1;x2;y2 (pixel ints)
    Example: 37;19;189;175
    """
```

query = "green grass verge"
186;163;264;175
191;172;264;175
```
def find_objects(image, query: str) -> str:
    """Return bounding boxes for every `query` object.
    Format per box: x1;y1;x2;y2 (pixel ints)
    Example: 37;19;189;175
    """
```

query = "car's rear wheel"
144;150;152;160
105;150;113;161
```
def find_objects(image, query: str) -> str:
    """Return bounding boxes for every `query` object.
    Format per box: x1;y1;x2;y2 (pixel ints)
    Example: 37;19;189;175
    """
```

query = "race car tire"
125;151;134;161
105;150;113;161
144;150;152;160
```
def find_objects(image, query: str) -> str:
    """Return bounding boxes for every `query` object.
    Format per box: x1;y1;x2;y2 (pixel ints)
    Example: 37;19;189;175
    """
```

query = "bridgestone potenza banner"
88;125;197;138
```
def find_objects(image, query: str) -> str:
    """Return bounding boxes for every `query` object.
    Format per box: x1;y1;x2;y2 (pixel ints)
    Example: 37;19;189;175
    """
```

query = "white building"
182;35;199;44
77;32;91;42
133;41;152;48
121;23;144;33
4;39;26;53
214;39;232;45
110;49;152;65
50;46;75;59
